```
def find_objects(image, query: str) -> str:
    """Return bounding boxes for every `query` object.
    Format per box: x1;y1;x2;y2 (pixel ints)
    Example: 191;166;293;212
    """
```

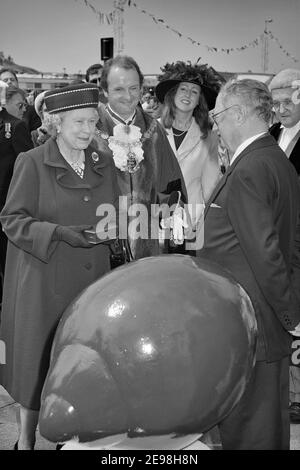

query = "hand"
161;206;189;245
289;321;300;337
54;225;93;248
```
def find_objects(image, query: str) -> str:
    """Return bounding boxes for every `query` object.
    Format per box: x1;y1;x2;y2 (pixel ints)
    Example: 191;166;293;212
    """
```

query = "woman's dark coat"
0;137;120;409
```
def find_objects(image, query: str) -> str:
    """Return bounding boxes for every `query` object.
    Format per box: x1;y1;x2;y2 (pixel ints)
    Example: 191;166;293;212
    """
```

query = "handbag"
109;238;134;270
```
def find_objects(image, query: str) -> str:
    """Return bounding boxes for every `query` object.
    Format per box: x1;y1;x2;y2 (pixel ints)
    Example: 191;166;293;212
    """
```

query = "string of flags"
75;0;298;62
266;31;298;63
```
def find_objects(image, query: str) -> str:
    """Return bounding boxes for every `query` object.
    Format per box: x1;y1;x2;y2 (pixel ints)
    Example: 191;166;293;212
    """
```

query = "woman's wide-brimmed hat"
155;61;224;110
44;83;99;114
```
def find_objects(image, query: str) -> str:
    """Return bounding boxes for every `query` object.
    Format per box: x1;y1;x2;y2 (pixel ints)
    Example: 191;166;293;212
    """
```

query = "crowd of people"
0;56;300;450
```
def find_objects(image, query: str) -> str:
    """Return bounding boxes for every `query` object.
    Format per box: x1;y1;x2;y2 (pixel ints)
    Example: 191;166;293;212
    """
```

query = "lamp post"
261;18;273;73
113;0;127;55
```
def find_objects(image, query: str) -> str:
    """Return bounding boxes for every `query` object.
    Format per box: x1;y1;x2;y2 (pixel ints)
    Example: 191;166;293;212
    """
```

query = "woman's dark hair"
100;55;144;91
160;83;211;139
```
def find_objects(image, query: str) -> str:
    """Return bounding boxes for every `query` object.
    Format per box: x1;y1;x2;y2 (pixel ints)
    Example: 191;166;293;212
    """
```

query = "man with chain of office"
92;55;188;260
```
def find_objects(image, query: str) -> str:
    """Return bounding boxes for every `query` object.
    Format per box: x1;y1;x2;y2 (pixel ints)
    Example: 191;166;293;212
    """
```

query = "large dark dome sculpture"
39;255;257;445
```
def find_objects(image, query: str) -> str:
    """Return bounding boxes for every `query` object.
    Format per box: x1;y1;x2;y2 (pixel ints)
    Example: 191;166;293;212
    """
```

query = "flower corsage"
108;124;144;173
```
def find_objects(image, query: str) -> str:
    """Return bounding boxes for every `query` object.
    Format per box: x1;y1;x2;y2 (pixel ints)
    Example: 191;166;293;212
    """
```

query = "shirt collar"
106;104;136;126
230;132;266;165
280;119;300;137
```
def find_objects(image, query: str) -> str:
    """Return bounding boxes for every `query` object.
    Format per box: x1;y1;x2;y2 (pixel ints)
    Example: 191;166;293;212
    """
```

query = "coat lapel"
204;134;272;218
43;137;106;189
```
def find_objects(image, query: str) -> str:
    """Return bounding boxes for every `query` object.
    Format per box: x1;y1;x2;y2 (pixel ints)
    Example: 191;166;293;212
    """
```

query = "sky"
0;0;299;76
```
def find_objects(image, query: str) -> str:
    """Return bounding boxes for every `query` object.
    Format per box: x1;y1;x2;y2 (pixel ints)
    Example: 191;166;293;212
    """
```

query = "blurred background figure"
156;61;224;252
26;89;39;107
85;63;107;104
30;90;52;147
0;68;41;132
141;91;152;110
0;82;33;308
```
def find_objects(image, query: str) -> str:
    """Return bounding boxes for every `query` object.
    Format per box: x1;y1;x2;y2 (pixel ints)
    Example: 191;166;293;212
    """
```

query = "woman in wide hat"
0;83;120;449
156;61;225;250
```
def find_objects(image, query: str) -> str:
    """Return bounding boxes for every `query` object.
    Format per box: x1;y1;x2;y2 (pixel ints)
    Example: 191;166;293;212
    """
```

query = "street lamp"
262;18;273;72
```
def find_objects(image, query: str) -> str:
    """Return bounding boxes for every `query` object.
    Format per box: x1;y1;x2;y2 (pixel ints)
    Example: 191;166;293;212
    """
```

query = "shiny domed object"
39;255;257;444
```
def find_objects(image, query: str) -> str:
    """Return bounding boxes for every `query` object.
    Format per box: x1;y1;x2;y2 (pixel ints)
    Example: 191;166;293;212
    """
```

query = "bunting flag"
74;0;298;62
267;31;298;63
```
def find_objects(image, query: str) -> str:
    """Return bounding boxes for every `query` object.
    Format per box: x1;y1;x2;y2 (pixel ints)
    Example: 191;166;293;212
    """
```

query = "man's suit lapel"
204;134;271;218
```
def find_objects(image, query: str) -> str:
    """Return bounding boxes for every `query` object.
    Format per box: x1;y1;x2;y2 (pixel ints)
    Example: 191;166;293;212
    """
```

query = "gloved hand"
289;321;300;337
53;225;93;248
161;206;189;245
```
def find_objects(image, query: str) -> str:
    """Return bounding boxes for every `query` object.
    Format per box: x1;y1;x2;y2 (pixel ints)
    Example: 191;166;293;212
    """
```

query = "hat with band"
44;83;99;114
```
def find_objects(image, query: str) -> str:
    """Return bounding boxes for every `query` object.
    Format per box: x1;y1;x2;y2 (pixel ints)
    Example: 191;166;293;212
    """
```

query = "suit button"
83;195;91;202
84;262;92;270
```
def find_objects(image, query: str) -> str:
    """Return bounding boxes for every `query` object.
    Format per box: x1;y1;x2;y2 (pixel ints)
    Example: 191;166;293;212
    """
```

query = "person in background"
30;90;52;147
156;61;224;251
85;63;106;104
141;91;152;110
144;95;162;120
200;78;300;449
269;68;300;424
0;83;120;450
0;83;33;308
0;68;41;132
26;89;39;107
269;69;300;176
94;55;188;260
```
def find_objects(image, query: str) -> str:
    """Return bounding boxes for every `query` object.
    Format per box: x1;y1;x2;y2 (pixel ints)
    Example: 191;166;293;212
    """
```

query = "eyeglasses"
210;104;239;125
272;99;294;111
16;102;27;110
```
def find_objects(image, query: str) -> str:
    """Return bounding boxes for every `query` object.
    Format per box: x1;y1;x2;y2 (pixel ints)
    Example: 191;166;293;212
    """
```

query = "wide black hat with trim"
155;61;225;110
44;83;99;114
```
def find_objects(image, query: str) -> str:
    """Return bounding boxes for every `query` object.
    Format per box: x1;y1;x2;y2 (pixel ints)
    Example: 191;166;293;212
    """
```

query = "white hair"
269;68;300;91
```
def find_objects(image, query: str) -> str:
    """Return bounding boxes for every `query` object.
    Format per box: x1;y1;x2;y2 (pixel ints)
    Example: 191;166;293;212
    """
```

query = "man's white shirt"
278;120;300;154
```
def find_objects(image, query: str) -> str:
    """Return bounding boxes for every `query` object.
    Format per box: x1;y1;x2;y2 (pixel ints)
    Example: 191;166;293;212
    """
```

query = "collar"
230;132;266;165
43;138;107;188
280;120;300;137
106;104;136;126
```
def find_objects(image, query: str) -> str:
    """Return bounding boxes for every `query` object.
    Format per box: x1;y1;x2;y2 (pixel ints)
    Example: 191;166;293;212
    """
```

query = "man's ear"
103;90;108;98
235;105;246;126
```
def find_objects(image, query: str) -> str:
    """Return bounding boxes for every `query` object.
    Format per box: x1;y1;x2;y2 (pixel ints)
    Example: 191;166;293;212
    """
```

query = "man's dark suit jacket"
200;134;300;362
0;108;33;209
270;122;300;175
0;108;33;277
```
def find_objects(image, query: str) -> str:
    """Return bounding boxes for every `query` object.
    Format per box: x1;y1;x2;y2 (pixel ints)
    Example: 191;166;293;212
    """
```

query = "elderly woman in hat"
0;83;120;450
156;62;225;250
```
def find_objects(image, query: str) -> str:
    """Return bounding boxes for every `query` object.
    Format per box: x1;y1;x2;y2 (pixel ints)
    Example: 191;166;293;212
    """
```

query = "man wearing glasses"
0;68;41;132
200;79;300;449
269;68;300;176
269;69;300;426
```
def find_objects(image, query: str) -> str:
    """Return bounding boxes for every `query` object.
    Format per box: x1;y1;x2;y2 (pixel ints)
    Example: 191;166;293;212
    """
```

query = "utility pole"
113;0;127;55
261;18;273;72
